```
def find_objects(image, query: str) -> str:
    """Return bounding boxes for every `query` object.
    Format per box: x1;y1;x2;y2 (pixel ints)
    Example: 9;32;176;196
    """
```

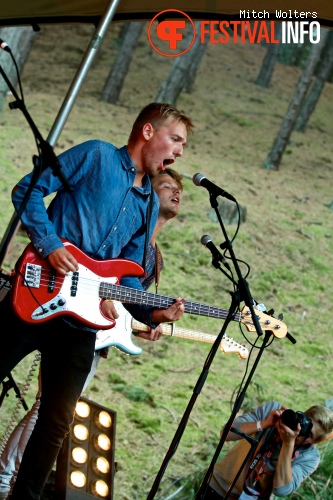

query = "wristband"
256;421;262;432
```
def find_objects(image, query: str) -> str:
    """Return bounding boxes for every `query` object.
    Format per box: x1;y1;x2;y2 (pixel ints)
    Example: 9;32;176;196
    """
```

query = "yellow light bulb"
70;470;86;488
75;401;90;419
97;410;112;429
96;433;111;451
73;424;89;441
94;456;110;474
92;479;109;497
71;447;88;464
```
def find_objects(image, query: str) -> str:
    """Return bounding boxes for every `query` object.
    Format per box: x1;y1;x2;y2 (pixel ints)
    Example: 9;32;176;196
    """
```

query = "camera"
281;409;313;438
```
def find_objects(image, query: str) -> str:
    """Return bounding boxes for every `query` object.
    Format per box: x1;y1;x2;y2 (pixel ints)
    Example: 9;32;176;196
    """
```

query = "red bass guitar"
11;240;287;338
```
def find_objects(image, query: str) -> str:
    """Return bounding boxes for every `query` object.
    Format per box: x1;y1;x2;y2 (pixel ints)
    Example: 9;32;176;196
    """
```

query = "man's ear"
142;123;154;140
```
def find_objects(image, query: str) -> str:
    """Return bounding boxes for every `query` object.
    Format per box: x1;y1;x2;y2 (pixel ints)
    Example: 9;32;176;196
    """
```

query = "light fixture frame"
55;396;117;499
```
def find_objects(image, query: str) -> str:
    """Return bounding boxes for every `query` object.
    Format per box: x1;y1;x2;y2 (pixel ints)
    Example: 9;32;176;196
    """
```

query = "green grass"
0;23;333;499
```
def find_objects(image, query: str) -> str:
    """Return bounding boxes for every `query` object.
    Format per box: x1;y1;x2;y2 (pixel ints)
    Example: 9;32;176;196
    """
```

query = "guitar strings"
23;266;243;322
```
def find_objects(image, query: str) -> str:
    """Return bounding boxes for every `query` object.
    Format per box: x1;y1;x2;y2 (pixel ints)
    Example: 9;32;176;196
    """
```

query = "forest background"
0;19;332;500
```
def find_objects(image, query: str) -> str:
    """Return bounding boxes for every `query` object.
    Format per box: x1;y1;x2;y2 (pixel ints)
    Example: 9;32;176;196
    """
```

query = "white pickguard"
31;264;118;328
95;301;142;354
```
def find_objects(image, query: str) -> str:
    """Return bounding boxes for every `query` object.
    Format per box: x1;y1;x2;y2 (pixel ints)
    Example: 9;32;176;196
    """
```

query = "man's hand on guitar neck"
133;325;163;341
103;297;185;332
152;297;185;324
48;247;78;275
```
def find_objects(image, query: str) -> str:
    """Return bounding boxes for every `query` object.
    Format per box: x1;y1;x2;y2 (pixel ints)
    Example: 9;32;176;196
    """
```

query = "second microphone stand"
195;191;294;499
147;186;294;500
147;190;270;499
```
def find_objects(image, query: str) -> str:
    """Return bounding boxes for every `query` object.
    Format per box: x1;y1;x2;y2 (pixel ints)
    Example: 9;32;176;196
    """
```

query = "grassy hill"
0;23;332;499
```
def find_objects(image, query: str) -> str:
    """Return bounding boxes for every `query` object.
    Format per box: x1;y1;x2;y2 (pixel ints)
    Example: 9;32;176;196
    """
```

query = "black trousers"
0;293;96;499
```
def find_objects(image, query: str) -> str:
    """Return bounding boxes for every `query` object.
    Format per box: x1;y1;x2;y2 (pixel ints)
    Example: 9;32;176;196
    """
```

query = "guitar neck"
100;283;241;323
132;319;217;343
131;318;249;358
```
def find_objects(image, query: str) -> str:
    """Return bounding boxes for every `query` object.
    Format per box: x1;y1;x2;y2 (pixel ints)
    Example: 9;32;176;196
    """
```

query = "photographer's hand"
262;405;288;430
276;419;300;445
273;421;300;490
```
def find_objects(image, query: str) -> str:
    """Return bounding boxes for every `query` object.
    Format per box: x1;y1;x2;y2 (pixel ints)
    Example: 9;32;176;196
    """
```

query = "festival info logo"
148;9;196;57
148;9;321;56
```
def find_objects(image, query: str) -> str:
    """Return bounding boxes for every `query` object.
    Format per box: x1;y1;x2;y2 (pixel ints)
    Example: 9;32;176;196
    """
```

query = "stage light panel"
55;396;116;499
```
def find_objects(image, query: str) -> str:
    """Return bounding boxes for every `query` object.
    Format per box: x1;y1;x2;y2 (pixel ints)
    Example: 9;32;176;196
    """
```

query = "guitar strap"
142;184;155;273
243;429;300;498
154;243;163;293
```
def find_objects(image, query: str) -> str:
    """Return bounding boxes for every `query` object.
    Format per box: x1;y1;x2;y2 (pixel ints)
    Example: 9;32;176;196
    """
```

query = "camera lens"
281;409;313;438
281;409;298;430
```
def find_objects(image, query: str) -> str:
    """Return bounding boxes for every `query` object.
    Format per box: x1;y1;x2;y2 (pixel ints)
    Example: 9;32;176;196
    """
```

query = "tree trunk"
262;28;329;171
0;26;39;113
100;22;145;104
255;22;282;87
183;36;208;94
155;21;202;105
294;31;333;132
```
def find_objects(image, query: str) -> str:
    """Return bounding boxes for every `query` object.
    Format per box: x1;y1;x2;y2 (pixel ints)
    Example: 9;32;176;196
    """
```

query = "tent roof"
1;0;333;28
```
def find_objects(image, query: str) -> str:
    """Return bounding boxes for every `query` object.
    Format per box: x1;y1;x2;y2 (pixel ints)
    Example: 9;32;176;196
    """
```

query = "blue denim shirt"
12;140;159;326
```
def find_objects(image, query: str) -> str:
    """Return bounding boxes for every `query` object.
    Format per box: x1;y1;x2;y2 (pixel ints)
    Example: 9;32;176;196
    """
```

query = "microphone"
193;173;236;202
201;235;230;269
0;38;11;53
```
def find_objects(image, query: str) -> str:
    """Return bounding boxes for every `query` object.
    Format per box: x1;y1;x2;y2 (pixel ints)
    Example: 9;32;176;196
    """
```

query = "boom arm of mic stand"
229;426;258;445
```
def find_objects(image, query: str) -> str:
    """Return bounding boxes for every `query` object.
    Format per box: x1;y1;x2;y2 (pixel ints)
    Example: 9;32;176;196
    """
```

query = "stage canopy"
0;0;333;28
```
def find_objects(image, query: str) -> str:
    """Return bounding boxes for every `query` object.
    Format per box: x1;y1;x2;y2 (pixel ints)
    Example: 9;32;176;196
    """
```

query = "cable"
0;352;41;456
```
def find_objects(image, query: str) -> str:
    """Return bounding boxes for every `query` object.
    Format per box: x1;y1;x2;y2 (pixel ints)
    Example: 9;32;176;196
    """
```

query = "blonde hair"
305;405;333;442
128;102;194;143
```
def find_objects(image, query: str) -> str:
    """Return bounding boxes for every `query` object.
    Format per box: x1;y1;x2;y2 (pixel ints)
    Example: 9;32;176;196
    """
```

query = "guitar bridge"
24;263;42;288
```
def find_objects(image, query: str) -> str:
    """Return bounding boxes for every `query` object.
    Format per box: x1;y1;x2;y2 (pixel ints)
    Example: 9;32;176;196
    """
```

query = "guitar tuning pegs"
255;303;266;312
278;313;284;320
267;308;274;316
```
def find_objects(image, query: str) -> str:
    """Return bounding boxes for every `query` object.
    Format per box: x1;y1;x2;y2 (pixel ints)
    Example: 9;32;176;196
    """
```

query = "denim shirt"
12;139;159;326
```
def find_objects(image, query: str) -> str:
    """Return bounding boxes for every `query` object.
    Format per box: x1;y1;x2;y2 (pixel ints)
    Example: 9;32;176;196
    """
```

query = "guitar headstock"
240;306;287;338
220;335;249;359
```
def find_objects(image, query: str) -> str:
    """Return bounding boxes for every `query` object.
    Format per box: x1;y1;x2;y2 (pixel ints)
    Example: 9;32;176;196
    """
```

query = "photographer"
206;401;333;499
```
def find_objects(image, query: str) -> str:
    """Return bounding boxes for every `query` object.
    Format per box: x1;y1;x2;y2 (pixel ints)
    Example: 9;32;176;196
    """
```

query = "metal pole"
47;0;122;146
0;0;122;267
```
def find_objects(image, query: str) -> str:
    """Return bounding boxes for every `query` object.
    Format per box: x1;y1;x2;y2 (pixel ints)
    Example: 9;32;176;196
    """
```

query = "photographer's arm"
226;406;287;442
273;420;300;488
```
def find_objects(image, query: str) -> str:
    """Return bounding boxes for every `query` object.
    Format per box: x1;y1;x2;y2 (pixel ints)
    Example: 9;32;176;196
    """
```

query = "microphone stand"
0;63;73;268
195;192;292;499
195;330;273;499
148;187;295;499
0;373;28;410
147;289;240;500
147;188;271;500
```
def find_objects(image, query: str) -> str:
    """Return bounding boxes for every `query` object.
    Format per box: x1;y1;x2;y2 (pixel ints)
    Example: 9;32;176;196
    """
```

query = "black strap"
154;243;163;293
142;184;154;272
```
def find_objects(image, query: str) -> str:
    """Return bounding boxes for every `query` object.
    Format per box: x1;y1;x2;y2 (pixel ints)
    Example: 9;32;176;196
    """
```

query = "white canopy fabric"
0;0;332;27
